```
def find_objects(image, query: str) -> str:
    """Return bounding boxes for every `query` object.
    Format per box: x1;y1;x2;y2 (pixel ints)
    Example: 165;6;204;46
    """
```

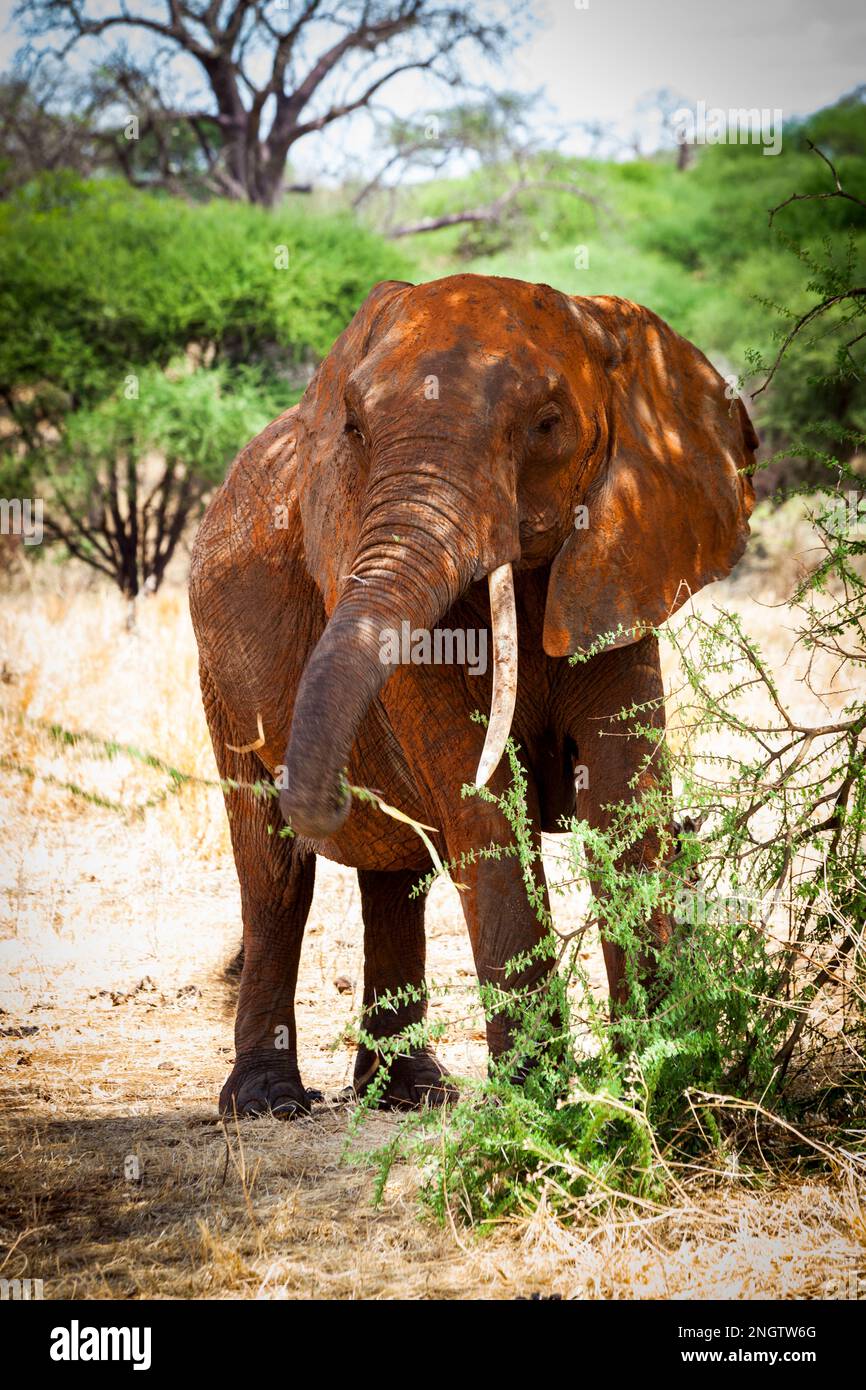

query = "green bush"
0;175;408;589
0;175;409;406
356;562;865;1226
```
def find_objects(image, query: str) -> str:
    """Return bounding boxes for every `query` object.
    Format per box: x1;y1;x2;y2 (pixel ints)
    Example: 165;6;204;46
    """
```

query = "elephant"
189;273;757;1118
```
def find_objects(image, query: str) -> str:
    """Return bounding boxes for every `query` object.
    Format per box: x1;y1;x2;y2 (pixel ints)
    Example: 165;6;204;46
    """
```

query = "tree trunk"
676;140;693;172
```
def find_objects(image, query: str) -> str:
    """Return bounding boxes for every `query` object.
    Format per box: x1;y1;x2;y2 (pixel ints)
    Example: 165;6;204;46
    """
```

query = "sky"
522;0;866;145
1;0;864;177
327;0;866;176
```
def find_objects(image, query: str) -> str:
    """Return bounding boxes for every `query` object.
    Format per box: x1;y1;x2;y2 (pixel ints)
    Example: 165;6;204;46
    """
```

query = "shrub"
0;176;408;589
0;176;409;407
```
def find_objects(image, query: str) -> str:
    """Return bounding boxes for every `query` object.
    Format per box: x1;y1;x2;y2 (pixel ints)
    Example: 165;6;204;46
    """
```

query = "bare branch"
768;140;866;227
387;176;605;238
751;289;866;398
14;0;520;204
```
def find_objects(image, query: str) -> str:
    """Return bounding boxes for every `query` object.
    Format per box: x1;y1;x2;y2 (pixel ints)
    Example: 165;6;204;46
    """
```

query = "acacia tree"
349;91;605;250
12;365;279;599
0;74;105;194
15;0;522;205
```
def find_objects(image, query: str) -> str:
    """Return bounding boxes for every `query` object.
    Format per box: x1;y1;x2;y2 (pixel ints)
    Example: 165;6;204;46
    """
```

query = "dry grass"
1;512;865;1300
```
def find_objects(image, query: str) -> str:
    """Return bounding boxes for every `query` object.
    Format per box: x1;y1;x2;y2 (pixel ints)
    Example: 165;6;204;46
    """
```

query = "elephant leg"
565;636;673;1009
445;796;556;1065
223;844;316;1119
201;664;316;1119
354;868;454;1108
382;662;557;1070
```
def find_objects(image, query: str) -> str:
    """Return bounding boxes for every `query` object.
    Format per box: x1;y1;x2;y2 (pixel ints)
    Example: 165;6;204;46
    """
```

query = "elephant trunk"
280;478;518;841
279;477;469;838
278;605;398;838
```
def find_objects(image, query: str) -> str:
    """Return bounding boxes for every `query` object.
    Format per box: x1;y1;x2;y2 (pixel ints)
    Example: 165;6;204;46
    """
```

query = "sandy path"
1;569;863;1299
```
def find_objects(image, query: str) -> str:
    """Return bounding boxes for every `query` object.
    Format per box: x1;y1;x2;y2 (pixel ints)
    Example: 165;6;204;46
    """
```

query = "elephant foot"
219;1049;312;1120
353;1044;457;1110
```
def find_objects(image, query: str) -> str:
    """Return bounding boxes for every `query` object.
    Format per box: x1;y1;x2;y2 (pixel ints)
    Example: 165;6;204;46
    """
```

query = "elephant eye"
345;417;366;445
534;410;561;436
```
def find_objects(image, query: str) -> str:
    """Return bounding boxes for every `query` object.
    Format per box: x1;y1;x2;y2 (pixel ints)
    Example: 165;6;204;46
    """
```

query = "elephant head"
281;274;756;838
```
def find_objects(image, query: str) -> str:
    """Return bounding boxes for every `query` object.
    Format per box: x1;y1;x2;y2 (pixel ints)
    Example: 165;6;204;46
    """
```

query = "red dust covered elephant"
189;274;756;1118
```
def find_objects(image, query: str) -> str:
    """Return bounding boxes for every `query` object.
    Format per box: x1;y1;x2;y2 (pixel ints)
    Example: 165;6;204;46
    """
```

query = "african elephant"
189;273;757;1118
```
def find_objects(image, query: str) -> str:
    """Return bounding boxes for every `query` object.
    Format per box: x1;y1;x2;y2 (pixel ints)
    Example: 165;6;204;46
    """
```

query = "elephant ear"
543;296;757;657
296;279;410;610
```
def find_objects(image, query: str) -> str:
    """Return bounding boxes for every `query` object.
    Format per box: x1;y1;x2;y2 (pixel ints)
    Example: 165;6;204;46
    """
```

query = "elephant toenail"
241;1098;268;1117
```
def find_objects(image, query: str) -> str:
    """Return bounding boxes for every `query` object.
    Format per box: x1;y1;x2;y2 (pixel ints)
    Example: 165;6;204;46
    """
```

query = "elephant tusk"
474;563;518;788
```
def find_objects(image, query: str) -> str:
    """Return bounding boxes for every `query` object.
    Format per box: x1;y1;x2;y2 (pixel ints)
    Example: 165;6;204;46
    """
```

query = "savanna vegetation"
3;92;866;595
1;58;865;1296
0;178;406;594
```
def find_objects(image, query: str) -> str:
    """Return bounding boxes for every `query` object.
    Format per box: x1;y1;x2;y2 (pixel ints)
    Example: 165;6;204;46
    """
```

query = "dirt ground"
1;505;865;1299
